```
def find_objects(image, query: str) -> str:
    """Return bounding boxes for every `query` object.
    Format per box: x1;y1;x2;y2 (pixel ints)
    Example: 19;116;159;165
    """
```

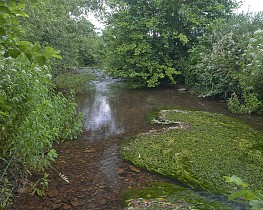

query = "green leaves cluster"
225;175;263;210
104;0;238;88
187;13;263;114
0;1;83;207
0;1;61;64
21;0;104;75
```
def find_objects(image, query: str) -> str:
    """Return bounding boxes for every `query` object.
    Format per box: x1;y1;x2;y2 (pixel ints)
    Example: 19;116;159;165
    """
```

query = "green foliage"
0;1;84;207
0;178;12;209
104;0;239;88
187;13;263;114
53;72;95;93
0;0;61;63
30;173;49;196
123;182;236;210
121;109;263;194
1;53;83;170
225;175;263;210
227;92;262;114
21;0;104;74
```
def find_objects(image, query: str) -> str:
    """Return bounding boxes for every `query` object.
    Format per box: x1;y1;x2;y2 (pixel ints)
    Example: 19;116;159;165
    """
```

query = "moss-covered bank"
122;182;240;209
121;109;263;194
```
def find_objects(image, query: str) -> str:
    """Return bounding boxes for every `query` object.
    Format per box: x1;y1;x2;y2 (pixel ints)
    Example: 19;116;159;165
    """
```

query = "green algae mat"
122;182;239;209
121;109;263;195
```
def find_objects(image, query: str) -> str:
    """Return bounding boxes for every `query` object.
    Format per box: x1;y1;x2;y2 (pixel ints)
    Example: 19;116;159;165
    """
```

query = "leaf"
224;175;249;188
0;6;11;14
178;33;189;45
59;173;69;183
7;48;21;58
229;190;256;201
13;10;29;17
51;50;62;59
18;40;32;46
31;42;43;55
0;27;5;36
249;200;263;210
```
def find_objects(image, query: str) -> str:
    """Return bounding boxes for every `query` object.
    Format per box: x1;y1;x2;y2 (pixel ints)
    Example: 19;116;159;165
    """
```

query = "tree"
104;0;239;88
186;13;263;114
21;0;104;75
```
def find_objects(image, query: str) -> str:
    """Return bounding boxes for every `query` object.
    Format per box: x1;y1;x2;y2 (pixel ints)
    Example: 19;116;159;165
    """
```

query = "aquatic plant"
225;175;263;210
122;182;238;210
121;109;263;195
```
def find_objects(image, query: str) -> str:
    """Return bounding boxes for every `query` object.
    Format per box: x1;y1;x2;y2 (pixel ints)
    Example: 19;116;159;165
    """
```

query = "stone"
98;198;107;205
84;148;95;153
87;203;96;209
129;165;141;173
51;203;61;210
71;200;81;207
62;203;72;209
116;168;125;174
48;189;58;198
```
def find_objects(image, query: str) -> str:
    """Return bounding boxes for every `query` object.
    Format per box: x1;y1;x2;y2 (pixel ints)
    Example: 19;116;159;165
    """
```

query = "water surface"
9;70;263;210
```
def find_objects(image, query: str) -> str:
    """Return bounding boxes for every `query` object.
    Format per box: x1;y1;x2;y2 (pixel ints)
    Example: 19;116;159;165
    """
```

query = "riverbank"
6;77;263;209
121;109;263;207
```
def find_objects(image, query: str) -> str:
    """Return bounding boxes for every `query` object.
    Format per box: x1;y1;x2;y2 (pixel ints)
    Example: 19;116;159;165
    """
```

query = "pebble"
116;168;125;174
87;203;96;209
51;203;61;209
48;190;58;198
62;203;71;209
98;198;107;205
71;200;81;207
129;165;141;173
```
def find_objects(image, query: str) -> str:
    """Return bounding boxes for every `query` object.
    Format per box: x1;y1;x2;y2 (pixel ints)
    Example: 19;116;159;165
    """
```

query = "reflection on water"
77;76;263;143
75;70;262;208
79;79;124;141
89;96;111;130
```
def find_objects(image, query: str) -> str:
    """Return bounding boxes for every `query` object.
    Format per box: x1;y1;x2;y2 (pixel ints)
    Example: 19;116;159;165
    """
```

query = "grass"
121;109;263;194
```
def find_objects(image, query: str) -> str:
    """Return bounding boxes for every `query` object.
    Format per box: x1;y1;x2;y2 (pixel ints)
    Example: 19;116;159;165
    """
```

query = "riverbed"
8;71;263;209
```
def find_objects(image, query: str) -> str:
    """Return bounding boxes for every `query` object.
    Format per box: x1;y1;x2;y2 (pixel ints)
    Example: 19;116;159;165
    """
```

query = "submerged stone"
122;182;242;210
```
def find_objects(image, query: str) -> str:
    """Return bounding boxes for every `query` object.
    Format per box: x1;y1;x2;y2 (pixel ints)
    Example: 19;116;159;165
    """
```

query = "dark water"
9;71;263;210
78;77;263;138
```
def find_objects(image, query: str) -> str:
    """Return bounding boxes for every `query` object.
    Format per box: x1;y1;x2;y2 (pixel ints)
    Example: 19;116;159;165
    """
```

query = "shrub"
187;13;263;114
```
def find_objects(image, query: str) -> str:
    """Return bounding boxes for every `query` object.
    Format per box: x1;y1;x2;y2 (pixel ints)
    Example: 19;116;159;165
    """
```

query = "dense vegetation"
187;13;263;114
0;1;84;208
103;0;263;114
21;0;104;76
121;109;263;206
104;0;238;88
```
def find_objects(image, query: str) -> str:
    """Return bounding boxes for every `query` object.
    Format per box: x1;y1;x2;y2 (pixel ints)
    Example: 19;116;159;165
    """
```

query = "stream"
9;69;263;209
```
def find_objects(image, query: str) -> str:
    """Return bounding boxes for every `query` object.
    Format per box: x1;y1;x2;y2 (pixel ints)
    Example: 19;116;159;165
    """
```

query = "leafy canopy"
104;0;239;88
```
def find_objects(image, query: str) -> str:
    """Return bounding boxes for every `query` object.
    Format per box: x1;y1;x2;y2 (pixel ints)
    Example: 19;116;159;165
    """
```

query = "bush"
53;72;95;93
187;13;263;114
0;53;83;170
0;53;83;208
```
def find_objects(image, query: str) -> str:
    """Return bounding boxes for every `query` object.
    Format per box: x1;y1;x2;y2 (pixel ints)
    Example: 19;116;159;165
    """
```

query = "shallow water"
9;70;263;210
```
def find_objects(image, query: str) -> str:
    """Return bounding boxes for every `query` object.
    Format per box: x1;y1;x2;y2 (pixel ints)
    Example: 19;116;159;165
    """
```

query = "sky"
88;0;263;32
237;0;263;13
